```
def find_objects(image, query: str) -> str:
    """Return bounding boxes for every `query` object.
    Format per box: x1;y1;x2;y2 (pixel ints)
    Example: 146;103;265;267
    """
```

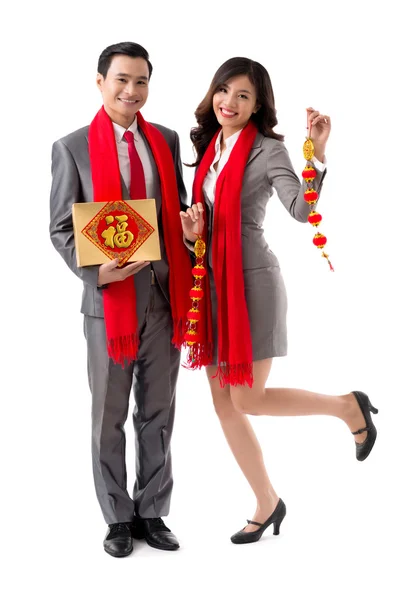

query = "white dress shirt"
112;118;156;198
203;128;326;204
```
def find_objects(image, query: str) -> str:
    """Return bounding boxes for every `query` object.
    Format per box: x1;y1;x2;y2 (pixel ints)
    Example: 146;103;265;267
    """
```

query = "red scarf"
192;121;258;387
88;107;192;365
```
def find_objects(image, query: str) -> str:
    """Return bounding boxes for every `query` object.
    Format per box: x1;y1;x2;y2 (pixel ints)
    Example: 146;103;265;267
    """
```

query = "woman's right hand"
180;202;205;243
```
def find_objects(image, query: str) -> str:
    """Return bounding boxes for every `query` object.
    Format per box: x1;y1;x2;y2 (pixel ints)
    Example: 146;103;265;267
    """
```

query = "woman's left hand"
306;107;331;162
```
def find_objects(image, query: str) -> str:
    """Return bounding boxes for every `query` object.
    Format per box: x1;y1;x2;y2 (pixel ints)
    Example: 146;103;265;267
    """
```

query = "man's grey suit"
50;122;186;524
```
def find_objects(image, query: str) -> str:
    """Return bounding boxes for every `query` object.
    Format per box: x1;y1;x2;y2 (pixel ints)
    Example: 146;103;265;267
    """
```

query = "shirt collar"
113;117;139;144
214;128;243;153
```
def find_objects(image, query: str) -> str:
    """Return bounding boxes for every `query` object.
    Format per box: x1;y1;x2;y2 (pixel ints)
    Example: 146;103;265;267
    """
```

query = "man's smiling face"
96;55;150;128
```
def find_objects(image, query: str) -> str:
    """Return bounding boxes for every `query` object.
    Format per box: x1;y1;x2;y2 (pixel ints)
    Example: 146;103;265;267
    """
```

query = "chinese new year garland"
184;236;206;363
302;122;334;271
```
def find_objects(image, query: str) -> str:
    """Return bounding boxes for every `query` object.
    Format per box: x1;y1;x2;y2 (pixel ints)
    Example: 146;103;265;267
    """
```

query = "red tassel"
322;252;334;271
183;342;213;370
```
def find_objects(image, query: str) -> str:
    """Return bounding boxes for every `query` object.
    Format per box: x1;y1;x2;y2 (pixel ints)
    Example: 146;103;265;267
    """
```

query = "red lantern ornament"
302;166;317;181
192;265;206;278
187;308;200;322
308;210;322;227
302;126;334;271
189;286;204;300
313;232;327;248
184;328;201;346
304;189;319;205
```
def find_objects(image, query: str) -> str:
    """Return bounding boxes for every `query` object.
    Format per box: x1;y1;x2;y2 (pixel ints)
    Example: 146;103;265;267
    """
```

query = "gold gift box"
72;199;161;267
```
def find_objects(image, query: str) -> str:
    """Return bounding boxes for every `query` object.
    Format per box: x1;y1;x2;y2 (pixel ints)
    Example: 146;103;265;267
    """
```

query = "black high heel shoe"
351;391;378;461
230;498;286;544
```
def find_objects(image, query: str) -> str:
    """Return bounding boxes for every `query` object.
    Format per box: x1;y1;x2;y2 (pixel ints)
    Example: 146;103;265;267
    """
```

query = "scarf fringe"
172;318;186;349
182;341;214;370
107;334;139;367
214;363;254;388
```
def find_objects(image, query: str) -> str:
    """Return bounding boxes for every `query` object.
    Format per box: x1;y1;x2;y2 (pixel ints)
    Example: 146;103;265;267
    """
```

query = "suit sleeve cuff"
311;156;327;171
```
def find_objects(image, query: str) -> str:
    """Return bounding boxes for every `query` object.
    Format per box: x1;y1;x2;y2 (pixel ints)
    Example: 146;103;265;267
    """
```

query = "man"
50;42;192;558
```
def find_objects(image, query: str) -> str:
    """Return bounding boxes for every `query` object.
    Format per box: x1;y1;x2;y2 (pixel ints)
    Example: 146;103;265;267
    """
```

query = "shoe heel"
369;403;379;414
273;516;284;536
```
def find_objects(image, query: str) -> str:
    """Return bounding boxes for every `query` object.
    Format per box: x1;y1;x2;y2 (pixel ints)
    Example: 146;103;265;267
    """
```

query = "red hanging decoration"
184;236;207;361
302;123;334;271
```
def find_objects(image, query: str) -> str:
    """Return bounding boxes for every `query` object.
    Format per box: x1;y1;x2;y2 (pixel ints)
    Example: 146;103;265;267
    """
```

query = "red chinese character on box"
82;200;154;265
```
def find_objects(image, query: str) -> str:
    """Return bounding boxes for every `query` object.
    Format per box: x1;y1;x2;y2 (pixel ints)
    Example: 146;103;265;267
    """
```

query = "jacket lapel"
140;131;162;214
246;132;264;166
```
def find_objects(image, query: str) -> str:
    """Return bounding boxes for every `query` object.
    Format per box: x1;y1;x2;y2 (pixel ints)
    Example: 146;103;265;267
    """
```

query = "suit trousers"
83;279;180;524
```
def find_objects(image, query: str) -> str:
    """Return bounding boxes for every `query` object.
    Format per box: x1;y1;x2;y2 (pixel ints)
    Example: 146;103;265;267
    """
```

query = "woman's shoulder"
258;133;286;151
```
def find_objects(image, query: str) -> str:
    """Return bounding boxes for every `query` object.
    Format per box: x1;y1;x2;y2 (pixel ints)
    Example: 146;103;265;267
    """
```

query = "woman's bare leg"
229;359;369;444
206;364;279;533
206;358;369;532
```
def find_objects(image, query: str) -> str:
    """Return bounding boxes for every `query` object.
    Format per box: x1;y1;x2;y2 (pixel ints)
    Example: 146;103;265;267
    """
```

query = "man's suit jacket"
50;122;187;322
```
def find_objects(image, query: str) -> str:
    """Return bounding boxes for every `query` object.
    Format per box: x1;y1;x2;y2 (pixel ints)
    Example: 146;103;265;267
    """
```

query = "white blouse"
202;129;243;203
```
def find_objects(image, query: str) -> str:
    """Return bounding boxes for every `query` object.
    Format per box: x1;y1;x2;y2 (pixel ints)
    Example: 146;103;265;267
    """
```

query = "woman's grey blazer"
190;132;326;363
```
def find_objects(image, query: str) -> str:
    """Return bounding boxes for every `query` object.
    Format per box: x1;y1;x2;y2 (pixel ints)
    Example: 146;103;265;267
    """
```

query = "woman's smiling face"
213;74;259;134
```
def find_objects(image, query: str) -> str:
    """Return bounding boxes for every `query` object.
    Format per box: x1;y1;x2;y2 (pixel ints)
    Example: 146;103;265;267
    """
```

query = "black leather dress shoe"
132;517;180;551
230;498;287;544
103;523;134;558
351;391;379;461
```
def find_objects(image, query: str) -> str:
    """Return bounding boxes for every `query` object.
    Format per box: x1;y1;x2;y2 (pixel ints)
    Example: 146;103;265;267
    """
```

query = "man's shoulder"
149;122;177;145
53;125;89;153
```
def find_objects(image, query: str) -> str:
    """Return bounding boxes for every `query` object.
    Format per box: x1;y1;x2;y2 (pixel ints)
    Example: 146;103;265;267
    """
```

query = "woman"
180;57;378;544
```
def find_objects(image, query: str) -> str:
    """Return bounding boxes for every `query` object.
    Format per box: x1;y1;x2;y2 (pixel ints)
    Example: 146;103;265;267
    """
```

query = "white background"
2;1;400;598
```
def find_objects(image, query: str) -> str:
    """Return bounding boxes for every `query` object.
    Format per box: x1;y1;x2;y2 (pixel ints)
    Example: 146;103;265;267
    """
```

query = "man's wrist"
97;274;108;288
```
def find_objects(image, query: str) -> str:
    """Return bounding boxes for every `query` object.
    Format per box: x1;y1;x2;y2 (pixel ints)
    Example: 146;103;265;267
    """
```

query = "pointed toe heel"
230;499;286;544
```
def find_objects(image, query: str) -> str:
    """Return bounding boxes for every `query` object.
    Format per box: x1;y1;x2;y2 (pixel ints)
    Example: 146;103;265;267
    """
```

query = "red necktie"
123;130;146;199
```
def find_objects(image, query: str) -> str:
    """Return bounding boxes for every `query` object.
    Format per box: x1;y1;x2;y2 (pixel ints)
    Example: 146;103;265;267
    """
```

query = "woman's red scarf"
88;107;192;365
192;120;258;387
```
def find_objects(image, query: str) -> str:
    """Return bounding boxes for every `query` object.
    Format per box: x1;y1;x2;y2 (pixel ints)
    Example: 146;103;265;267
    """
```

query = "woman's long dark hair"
189;57;284;166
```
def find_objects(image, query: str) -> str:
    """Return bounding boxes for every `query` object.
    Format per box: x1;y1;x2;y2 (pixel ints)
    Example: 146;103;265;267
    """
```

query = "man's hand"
98;259;150;287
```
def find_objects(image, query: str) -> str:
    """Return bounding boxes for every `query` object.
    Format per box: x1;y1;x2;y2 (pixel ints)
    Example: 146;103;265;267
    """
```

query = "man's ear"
96;73;104;91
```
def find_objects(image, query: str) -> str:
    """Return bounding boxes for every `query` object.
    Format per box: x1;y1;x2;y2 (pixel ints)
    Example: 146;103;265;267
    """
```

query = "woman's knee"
207;366;236;420
212;392;237;420
230;388;263;416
